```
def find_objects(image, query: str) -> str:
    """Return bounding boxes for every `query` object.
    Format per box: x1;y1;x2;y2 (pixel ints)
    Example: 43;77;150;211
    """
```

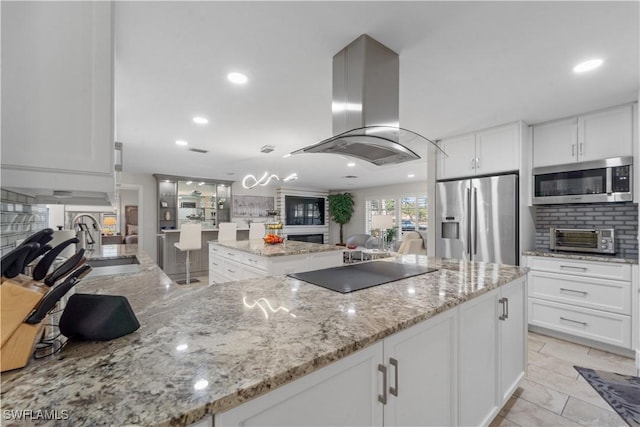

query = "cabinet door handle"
560;316;587;326
499;297;507;320
471;158;475;170
378;364;387;404
505;297;509;320
389;358;399;397
571;144;576;157
579;142;584;155
560;288;588;296
475;157;480;170
560;265;587;272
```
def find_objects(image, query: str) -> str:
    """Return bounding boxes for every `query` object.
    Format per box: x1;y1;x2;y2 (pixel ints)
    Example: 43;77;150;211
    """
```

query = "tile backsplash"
0;189;48;257
534;202;638;258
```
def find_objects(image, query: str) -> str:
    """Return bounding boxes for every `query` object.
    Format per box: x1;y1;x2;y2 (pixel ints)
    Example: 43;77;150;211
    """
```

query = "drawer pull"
560;288;588;296
560;265;588;272
389;357;399;397
227;269;235;273
227;253;235;256
560;316;588;326
499;298;507;320
378;364;387;404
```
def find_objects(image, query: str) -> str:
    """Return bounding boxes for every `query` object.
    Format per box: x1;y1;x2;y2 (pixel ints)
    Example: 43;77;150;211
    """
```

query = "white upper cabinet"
1;1;114;193
437;122;521;180
532;104;634;168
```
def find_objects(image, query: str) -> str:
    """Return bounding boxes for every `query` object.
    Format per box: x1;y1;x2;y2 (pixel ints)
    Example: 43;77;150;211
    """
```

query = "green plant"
385;227;397;244
327;192;355;245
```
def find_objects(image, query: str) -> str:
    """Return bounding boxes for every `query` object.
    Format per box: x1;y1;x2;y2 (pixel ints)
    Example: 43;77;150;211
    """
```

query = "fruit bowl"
263;234;284;245
346;244;357;249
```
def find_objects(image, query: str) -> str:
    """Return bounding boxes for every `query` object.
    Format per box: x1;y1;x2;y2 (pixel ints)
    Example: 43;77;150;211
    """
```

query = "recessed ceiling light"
573;59;603;73
227;72;248;85
347;162;356;167
198;182;205;186
175;140;188;146
186;181;193;185
408;174;415;178
282;153;291;158
193;116;209;125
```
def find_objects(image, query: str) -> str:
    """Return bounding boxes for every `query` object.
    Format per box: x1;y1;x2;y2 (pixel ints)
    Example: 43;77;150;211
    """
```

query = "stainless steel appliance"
436;174;518;265
533;156;632;205
549;228;615;254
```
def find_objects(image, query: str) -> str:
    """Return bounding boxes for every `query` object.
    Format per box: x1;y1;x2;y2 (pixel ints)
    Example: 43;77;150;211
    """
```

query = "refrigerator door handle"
466;188;472;255
473;187;478;255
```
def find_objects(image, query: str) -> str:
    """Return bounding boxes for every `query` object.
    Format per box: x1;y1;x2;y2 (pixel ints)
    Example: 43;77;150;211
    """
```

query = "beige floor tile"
528;335;546;352
516;377;569;414
528;348;580;380
584;347;637;376
562;396;626;427
490;413;521;427
501;397;582;426
538;337;591;361
526;364;615;413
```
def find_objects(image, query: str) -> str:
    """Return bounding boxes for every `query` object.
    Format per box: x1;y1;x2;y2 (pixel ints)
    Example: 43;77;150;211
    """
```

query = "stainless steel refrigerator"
435;174;518;265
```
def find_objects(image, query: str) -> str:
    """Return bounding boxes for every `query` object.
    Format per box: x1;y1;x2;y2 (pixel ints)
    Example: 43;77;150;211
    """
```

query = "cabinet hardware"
227;253;235;256
378;364;387;404
475;157;480;169
579;142;584;155
227;269;235;273
499;298;507;320
212;262;218;266
466;188;471;255
560;317;587;326
559;265;587;272
560;288;588;296
390;358;399;397
571;144;576;157
473;188;478;255
471;158;475;170
505;297;509;319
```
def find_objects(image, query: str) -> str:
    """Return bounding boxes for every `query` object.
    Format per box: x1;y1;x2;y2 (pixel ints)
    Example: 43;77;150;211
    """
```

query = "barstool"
249;222;265;240
174;223;202;285
218;222;237;241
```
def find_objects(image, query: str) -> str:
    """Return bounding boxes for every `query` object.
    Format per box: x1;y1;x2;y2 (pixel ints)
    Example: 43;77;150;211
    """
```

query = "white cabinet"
216;342;384;427
532;104;634;168
525;256;634;351
209;243;343;284
437;122;521;180
459;278;526;426
383;309;457;427
1;1;114;193
216;278;526;427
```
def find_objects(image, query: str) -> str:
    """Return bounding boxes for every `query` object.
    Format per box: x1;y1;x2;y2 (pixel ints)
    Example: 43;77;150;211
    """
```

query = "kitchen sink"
86;256;141;278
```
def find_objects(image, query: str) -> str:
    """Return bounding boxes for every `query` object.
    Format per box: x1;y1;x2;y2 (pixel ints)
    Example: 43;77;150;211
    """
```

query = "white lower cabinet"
524;256;634;351
214;278;526;427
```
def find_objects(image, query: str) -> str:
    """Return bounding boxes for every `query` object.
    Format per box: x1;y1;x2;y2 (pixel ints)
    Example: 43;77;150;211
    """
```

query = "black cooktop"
288;261;438;293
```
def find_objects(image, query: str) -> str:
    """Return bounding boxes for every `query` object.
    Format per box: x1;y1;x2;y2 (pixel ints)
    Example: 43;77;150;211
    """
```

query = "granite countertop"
523;248;638;264
1;246;526;426
210;239;343;257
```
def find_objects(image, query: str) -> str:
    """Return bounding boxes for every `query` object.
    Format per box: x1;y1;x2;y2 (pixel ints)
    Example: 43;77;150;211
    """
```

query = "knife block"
1;275;49;372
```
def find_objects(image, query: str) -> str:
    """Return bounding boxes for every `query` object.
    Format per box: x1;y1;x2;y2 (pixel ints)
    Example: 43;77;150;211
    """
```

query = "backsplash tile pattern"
0;189;48;257
535;202;638;258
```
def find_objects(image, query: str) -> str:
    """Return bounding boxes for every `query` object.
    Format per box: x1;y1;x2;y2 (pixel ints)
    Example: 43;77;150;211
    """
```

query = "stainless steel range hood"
292;34;441;165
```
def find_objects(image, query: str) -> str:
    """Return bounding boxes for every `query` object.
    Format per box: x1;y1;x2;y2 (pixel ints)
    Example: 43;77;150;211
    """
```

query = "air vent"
53;190;73;199
260;145;275;153
188;148;209;154
344;175;358;179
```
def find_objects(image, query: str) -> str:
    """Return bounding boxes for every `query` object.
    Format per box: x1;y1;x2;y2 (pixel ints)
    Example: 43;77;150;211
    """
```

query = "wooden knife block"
1;275;49;372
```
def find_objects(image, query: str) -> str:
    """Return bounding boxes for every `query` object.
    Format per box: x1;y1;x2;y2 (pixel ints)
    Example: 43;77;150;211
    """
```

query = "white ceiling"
115;1;639;191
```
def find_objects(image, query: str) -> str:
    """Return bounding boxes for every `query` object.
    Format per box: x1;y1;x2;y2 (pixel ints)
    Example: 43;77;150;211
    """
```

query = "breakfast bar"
1;246;527;426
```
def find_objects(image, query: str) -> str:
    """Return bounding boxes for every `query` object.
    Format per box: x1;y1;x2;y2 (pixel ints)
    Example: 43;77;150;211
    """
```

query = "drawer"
527;257;632;281
529;271;631;314
528;298;632;349
240;253;268;271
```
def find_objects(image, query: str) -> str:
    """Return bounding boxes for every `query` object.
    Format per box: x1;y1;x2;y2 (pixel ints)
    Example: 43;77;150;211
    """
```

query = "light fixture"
242;172;298;189
573;59;603;73
192;116;208;125
347;162;355;167
103;217;116;226
371;214;394;251
175;140;188;146
227;72;248;85
198;182;205;186
282;153;292;158
408;174;415;178
282;173;298;182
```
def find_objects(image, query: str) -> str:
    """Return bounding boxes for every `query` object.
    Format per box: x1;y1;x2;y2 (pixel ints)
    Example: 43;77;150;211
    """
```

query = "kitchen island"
209;239;344;283
1;245;527;426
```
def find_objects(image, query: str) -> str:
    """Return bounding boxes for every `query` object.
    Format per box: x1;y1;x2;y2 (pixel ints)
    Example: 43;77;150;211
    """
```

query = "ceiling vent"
52;190;73;199
260;145;275;153
188;148;209;154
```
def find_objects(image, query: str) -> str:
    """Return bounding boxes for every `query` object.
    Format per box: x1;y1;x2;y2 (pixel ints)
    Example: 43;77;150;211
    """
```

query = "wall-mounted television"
285;196;325;226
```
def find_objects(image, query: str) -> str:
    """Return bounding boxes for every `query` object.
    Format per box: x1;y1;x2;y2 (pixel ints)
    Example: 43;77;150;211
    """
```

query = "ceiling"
115;1;639;191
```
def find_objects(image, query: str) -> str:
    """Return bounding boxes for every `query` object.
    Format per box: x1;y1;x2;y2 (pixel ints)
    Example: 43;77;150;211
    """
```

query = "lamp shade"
371;214;393;229
104;217;117;226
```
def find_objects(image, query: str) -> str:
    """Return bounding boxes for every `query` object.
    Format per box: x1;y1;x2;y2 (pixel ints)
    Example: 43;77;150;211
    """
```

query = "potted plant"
327;192;355;245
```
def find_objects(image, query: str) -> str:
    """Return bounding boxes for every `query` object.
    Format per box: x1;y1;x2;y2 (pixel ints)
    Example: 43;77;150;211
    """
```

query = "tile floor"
492;332;637;427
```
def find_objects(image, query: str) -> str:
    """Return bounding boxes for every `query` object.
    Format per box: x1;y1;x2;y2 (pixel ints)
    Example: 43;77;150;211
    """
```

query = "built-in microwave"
532;156;632;205
180;201;197;208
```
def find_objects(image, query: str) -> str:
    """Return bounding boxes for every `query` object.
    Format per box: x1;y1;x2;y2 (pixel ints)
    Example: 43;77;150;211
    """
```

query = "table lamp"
103;217;117;235
371;214;394;250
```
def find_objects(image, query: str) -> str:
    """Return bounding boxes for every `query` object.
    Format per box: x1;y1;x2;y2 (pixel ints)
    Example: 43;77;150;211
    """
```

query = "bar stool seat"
249;222;265;240
174;223;202;285
218;223;237;241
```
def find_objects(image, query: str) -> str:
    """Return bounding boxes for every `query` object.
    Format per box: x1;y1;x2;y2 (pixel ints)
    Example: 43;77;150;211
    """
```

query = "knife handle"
1;243;39;279
20;228;54;248
44;249;85;287
32;238;79;281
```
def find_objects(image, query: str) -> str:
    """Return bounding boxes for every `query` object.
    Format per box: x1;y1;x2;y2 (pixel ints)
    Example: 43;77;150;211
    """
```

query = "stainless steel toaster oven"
549;228;615;254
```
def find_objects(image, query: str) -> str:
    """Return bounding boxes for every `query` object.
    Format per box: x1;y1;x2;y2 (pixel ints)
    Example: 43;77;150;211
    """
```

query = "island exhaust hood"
292;34;442;166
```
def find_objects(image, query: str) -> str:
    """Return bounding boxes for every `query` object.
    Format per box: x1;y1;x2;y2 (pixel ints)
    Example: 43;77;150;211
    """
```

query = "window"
365;198;396;236
366;194;427;242
401;196;427;232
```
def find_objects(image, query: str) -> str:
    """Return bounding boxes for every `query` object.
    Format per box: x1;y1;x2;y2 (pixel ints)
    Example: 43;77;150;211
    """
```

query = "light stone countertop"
523;248;638;264
1;245;526;426
211;239;343;257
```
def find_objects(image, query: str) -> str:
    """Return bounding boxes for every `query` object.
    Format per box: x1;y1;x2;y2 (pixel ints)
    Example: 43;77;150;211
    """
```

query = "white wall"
120;172;156;261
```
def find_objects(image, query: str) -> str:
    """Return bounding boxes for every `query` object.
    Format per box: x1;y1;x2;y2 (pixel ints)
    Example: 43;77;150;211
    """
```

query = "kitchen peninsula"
209;239;344;283
0;246;527;427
